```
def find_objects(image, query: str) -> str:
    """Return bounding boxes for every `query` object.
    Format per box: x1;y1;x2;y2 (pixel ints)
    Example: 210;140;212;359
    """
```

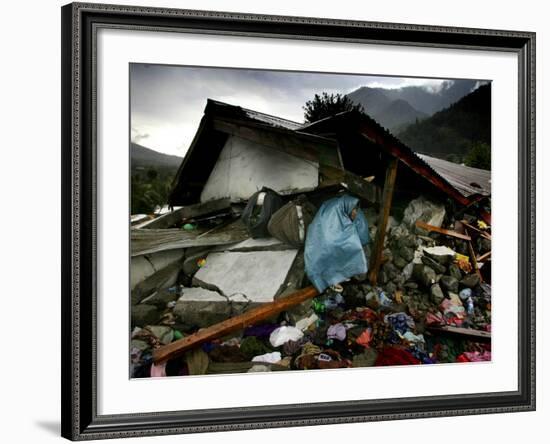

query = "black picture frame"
61;2;536;440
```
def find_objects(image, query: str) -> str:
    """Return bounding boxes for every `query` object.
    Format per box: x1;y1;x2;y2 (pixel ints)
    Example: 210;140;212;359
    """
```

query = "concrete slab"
173;287;259;328
130;249;184;290
193;250;299;303
174;287;230;328
200;135;318;203
226;237;289;252
178;287;227;302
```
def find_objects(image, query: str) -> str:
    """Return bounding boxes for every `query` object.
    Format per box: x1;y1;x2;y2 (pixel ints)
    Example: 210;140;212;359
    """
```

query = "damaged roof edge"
206;98;305;131
170;100;491;208
303;110;491;206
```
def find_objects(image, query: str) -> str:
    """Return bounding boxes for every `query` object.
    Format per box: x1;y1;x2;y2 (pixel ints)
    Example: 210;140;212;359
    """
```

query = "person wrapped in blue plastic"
305;195;370;293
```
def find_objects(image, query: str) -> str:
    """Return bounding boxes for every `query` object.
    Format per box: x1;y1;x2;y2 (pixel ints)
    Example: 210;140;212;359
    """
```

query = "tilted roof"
417;154;490;198
169;100;491;208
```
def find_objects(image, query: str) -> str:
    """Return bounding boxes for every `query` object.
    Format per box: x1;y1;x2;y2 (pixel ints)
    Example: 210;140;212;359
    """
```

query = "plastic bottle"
466;297;474;316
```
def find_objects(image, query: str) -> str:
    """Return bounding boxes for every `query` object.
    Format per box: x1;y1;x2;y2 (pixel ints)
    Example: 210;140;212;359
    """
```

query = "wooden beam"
319;164;380;203
477;251;492;262
180;198;232;221
460;219;492;240
368;158;398;285
426;325;491;343
131;219;249;256
153;286;319;363
415;220;472;241
359;126;471;207
465;229;484;283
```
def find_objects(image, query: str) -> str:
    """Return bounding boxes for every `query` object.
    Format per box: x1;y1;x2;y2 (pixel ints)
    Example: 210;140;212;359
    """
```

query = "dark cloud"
129;64;456;155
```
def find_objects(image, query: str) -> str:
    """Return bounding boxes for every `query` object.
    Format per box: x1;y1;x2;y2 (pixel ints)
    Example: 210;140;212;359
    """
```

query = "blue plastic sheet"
304;195;370;293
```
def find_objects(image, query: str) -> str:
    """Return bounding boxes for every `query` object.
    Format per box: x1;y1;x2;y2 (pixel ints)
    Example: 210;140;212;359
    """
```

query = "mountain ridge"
131;142;182;171
397;83;491;164
346;79;481;131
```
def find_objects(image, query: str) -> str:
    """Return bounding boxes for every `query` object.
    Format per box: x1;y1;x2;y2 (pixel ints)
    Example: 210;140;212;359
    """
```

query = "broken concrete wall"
130;249;185;290
173;287;258;328
401;196;446;231
193;249;299;302
200;135;319;203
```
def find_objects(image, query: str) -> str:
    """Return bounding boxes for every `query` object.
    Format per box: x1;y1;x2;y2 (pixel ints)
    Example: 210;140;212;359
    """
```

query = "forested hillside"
397;84;491;168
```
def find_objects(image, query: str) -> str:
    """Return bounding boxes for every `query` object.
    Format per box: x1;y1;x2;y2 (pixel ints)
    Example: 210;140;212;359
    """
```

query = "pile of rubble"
130;195;492;378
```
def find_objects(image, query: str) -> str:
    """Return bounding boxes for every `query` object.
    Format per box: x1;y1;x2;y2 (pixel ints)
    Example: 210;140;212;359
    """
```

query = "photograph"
129;64;492;378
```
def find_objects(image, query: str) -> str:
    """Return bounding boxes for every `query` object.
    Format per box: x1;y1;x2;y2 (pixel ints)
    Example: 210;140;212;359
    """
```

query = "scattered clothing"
251;351;282;364
269;326;304;348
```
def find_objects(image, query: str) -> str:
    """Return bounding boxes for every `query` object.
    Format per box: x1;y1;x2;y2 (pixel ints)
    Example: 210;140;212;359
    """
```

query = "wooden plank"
138;199;233;230
477;251;492;262
343;170;380;203
465;228;484;283
153;286;319;363
359;127;471;207
136;210;181;230
181;198;232;221
460;219;491;240
319;164;380;203
427;325;491;343
368;158;398;285
415;220;472;241
131;219;249;256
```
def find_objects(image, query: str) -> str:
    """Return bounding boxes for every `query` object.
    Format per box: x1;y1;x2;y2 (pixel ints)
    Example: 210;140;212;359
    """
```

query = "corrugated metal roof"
170;99;491;207
207;100;303;131
243;108;304;131
417;154;491;197
300;110;490;204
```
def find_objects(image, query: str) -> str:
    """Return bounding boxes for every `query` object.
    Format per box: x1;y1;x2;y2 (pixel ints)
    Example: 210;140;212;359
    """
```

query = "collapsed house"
130;99;492;377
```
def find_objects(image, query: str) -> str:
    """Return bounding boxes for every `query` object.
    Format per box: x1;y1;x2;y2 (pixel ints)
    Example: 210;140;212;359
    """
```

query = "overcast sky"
130;64;454;157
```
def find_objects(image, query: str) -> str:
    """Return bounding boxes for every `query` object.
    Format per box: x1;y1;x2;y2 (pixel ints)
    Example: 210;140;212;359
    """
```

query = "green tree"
303;92;364;123
131;167;175;214
465;142;491;170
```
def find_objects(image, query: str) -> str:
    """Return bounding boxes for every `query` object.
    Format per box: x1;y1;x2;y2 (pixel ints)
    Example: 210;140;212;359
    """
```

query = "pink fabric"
150;362;167;377
425;312;445;326
462;351;492;362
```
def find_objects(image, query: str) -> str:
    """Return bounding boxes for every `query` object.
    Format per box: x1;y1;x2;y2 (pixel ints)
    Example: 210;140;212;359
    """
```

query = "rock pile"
130;195;492;378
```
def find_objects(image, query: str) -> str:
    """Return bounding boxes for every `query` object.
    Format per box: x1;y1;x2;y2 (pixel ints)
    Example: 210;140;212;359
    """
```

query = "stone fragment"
440;275;459;293
414;264;437;287
430;283;445;305
385;282;397;295
393;255;408;269
174;287;231;328
421;255;447;274
131;339;150;352
399;246;415;263
461;274;481;288
402;196;446;230
448;263;463;281
146;325;174;345
131;304;160;327
423;246;456;265
140;287;180;309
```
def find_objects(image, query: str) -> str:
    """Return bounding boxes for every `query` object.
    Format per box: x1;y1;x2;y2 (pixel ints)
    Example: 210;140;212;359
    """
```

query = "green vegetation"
465;142;491;170
131;167;175;214
130;142;182;214
303;92;364;123
397;84;491;168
